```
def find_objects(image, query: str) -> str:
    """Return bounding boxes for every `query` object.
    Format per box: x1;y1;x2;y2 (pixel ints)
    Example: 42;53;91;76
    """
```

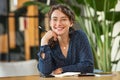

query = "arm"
53;54;93;74
37;31;57;76
62;50;94;73
58;30;94;73
37;45;54;76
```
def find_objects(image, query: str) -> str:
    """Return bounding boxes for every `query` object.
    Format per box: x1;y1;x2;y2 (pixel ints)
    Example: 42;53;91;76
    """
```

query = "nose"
56;20;62;26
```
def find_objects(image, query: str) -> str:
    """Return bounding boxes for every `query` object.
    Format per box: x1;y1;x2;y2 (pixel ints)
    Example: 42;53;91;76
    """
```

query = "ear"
70;23;73;27
49;20;52;29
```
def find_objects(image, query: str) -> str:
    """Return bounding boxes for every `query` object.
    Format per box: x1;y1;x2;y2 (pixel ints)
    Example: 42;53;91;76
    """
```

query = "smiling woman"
37;4;94;77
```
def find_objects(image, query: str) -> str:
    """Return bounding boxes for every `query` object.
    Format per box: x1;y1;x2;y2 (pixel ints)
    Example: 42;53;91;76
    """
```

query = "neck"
58;35;70;49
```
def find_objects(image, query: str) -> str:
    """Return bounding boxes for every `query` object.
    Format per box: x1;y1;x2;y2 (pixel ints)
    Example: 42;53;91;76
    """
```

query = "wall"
112;0;120;71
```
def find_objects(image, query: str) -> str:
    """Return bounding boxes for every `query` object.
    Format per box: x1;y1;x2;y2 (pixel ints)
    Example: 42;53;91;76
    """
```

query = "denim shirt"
37;30;94;76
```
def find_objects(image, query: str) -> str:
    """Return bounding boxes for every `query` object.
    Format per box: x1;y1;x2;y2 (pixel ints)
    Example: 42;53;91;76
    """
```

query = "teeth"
57;27;63;30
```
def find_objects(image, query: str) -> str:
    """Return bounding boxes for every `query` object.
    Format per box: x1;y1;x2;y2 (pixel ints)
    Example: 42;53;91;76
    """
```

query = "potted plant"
23;0;120;72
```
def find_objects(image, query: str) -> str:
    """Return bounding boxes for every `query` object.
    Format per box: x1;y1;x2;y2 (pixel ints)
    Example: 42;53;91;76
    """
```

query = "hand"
41;30;57;46
52;68;63;74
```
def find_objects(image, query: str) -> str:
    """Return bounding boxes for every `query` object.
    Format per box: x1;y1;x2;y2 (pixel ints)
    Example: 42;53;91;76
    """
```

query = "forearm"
62;61;94;73
38;57;53;75
37;45;54;75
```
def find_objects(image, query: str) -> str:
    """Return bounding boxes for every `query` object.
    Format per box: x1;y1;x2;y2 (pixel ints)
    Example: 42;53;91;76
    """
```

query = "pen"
38;25;56;48
38;26;47;32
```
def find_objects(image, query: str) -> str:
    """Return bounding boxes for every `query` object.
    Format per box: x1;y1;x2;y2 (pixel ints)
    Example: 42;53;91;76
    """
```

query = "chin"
56;33;63;36
54;30;65;36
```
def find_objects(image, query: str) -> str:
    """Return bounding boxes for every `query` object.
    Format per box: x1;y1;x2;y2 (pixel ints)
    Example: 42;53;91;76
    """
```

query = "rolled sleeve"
38;45;51;61
37;45;53;75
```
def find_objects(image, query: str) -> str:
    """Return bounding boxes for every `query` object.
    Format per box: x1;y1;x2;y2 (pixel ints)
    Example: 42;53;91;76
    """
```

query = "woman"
37;4;94;76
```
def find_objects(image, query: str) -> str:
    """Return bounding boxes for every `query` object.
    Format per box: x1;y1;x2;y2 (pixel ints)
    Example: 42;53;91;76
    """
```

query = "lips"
55;27;64;31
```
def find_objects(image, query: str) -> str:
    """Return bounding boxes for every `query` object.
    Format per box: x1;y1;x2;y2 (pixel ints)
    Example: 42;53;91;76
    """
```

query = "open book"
48;72;114;78
51;72;81;77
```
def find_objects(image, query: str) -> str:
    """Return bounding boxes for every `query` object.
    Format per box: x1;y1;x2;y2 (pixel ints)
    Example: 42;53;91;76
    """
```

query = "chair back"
0;59;40;77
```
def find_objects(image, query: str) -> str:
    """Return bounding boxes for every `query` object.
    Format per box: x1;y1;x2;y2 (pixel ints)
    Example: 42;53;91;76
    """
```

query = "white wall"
112;0;120;71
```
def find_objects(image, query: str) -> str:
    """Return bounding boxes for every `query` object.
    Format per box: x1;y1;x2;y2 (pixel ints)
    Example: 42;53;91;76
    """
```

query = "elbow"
84;59;94;73
82;65;94;73
39;70;51;76
79;62;94;73
86;65;94;73
38;68;50;76
37;64;52;76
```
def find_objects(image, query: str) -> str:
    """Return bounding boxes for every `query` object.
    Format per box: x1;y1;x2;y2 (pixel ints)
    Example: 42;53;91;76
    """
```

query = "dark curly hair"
48;4;75;48
48;4;75;24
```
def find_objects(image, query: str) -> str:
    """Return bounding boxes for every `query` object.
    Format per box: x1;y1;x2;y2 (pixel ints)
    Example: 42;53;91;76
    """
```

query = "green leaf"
56;0;65;3
105;11;120;22
76;0;85;4
118;32;120;36
23;1;50;14
23;1;46;7
40;7;50;14
86;0;118;11
70;6;81;16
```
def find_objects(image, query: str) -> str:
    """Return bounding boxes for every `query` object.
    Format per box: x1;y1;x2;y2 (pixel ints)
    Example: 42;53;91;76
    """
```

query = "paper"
51;72;81;77
94;72;114;77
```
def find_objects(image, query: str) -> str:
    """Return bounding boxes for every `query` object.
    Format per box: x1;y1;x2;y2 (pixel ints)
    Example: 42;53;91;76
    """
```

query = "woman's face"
50;10;73;36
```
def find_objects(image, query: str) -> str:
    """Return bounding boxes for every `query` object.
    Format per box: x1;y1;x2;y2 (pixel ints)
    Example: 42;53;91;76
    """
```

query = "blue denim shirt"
37;30;94;76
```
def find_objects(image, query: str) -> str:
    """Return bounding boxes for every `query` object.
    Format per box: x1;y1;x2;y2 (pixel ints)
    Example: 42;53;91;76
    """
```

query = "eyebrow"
51;16;68;19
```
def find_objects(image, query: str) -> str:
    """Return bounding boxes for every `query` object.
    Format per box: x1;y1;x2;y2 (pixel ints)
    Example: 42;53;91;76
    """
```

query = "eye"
54;19;57;21
61;18;68;21
51;18;57;21
62;19;67;21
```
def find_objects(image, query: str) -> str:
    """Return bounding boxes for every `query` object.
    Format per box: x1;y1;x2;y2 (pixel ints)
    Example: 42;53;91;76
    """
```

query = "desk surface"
0;72;120;80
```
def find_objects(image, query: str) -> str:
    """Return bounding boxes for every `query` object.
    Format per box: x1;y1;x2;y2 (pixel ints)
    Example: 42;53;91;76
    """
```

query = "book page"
51;72;81;77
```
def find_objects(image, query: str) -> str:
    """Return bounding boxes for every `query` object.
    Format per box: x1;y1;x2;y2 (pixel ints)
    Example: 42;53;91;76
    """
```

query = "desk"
0;72;120;80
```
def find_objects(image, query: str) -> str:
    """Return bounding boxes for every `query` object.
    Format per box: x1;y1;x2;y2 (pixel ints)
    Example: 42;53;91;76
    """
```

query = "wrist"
41;39;48;46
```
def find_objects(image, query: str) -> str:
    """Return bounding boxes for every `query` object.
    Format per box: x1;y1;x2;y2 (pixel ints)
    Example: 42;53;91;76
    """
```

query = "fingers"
52;68;63;74
48;30;58;41
41;30;58;46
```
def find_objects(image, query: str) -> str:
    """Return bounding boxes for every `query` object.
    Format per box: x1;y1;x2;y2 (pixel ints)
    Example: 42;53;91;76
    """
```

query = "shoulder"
76;29;86;34
70;29;89;44
72;29;87;38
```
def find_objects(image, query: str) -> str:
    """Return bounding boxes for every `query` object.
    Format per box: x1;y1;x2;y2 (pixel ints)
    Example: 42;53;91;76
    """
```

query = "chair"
0;59;40;77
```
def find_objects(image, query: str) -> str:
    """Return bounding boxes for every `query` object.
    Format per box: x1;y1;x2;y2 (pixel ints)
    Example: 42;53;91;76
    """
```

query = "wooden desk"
0;72;120;80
